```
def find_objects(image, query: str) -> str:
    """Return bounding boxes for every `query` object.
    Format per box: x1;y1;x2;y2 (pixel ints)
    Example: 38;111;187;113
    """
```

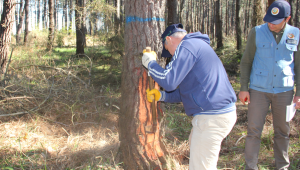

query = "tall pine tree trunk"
16;0;25;44
24;0;29;45
64;0;67;29
216;0;223;48
236;0;242;51
47;0;54;50
179;0;185;24
37;0;40;29
167;0;178;25
252;0;265;27
120;0;168;169
68;0;73;32
295;0;299;27
75;0;85;54
0;0;15;74
43;0;47;29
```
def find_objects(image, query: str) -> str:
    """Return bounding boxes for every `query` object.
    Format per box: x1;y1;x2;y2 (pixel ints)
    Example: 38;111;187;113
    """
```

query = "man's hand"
142;50;157;69
146;89;161;102
238;91;250;105
293;96;300;109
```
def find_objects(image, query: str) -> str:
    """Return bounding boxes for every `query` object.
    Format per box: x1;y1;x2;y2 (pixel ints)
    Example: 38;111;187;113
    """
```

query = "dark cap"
263;0;290;25
161;23;187;58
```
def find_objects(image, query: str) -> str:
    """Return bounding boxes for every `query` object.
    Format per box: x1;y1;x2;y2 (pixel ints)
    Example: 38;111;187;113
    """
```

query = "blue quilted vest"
249;23;299;93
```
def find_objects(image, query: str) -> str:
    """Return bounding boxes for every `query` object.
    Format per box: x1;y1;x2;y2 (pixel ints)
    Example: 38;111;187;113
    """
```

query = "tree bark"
15;0;19;34
225;0;228;36
215;0;223;49
179;0;185;24
167;0;178;26
295;0;299;27
236;0;242;51
75;0;85;54
37;0;40;28
120;0;168;169
206;0;210;35
16;0;25;44
113;0;120;34
0;0;15;74
47;0;54;50
210;0;215;41
24;0;29;44
64;0;67;29
69;0;73;32
43;0;47;29
231;0;235;36
288;0;293;25
251;0;265;27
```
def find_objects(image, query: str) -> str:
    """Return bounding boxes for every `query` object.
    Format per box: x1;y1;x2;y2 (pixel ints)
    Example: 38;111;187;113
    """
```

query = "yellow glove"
146;89;161;103
142;50;157;69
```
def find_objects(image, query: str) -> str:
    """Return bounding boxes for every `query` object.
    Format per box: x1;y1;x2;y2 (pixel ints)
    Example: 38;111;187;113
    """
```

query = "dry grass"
0;39;123;169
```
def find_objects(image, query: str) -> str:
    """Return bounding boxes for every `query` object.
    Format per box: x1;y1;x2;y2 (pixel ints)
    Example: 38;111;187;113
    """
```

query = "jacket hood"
183;32;210;45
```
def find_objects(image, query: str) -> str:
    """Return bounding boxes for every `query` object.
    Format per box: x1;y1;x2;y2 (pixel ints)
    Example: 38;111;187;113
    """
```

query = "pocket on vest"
251;69;269;88
257;43;272;58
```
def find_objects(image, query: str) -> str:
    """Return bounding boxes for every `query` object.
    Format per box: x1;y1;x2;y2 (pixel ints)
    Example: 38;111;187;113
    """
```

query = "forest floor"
0;31;299;170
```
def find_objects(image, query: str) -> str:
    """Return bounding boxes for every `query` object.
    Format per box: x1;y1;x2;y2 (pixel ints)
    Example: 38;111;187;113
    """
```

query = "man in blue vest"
142;23;237;170
239;0;300;169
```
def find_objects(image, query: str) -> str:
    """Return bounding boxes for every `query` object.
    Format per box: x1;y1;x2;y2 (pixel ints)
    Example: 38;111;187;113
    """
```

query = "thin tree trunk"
203;0;206;33
47;0;54;50
210;0;215;40
231;0;235;36
288;0;293;25
54;0;58;29
179;0;185;24
0;0;15;74
37;0;40;29
167;0;178;25
15;0;19;34
120;0;168;169
43;0;47;29
244;0;251;38
191;0;194;32
206;0;210;35
196;0;200;31
68;0;73;32
16;1;25;44
64;0;67;29
252;0;265;27
185;0;190;32
295;0;299;27
236;0;242;51
82;0;86;46
113;0;120;34
24;0;29;44
75;0;85;54
216;0;223;48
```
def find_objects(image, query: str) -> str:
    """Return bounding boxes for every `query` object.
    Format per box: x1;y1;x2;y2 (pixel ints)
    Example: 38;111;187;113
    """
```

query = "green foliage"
106;33;125;57
214;36;247;76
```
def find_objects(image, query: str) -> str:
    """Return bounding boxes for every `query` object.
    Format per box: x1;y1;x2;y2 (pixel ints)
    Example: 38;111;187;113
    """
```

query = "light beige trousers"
189;110;237;170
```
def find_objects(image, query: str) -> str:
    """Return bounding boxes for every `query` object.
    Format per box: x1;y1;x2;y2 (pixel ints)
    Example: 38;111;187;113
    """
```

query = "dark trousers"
245;89;293;170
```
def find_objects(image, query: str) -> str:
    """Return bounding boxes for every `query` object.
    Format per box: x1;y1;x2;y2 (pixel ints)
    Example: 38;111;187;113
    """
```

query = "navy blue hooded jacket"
148;32;237;116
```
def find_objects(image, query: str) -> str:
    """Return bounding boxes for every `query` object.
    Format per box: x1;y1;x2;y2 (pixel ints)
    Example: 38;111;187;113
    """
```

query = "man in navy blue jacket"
142;23;237;170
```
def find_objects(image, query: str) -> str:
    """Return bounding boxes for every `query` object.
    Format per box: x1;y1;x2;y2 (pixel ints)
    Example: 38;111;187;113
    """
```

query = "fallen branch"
0;112;28;117
11;65;88;87
0;96;35;101
235;134;247;146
